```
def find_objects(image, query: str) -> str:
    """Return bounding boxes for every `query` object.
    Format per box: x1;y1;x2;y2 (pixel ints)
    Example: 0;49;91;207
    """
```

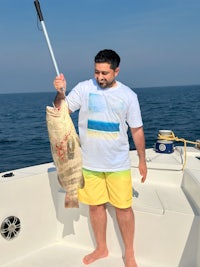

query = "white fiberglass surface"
2;242;128;267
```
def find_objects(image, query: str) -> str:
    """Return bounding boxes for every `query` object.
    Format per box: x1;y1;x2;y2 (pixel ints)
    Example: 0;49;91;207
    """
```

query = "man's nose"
98;73;104;80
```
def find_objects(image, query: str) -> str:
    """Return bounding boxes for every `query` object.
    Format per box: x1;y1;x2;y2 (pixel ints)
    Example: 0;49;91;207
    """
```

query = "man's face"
94;62;119;89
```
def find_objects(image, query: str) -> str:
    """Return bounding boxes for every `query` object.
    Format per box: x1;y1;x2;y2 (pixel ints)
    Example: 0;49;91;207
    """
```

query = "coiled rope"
158;132;200;169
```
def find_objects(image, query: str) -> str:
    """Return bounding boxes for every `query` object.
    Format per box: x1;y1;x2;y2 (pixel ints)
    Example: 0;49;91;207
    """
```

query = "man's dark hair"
94;49;120;70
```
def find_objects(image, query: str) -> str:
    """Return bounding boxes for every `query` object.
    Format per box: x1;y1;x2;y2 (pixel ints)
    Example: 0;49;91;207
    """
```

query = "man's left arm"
130;126;147;183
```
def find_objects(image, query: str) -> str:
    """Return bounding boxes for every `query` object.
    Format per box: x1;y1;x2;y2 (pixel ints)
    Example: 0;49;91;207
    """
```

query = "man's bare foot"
122;253;138;267
125;258;138;267
82;248;109;265
123;254;138;267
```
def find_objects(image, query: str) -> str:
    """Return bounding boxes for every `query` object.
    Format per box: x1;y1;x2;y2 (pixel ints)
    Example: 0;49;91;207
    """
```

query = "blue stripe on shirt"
88;120;120;132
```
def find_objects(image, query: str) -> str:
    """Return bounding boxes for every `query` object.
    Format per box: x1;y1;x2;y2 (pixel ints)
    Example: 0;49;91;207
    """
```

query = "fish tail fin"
64;194;79;208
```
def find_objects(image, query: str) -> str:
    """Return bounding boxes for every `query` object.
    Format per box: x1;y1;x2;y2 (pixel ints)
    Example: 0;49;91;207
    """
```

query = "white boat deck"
1;146;200;267
3;243;126;267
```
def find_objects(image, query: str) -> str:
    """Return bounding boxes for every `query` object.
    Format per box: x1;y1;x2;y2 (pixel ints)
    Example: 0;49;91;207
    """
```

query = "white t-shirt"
66;78;143;172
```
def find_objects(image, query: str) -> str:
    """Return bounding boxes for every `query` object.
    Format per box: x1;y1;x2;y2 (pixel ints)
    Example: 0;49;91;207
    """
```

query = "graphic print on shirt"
87;93;124;139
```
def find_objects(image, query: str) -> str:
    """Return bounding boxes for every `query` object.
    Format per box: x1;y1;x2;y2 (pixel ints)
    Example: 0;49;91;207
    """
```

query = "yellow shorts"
78;169;132;208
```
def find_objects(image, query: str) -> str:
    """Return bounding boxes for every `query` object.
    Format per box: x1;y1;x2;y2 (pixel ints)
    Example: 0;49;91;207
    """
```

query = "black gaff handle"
34;0;44;21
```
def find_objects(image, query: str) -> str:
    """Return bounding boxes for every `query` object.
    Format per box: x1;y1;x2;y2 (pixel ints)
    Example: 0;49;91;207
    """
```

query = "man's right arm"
53;74;66;108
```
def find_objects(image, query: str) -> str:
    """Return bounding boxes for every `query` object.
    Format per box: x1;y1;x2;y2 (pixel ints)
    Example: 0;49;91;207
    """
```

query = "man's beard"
97;79;116;89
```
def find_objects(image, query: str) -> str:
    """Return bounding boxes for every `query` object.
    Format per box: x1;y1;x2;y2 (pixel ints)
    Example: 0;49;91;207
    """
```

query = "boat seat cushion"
132;183;194;216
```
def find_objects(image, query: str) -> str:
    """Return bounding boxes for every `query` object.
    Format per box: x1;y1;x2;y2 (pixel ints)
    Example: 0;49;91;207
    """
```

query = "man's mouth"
98;80;107;87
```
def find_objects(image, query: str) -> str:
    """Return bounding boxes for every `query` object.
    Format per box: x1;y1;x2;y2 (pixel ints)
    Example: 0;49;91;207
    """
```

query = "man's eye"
95;71;109;75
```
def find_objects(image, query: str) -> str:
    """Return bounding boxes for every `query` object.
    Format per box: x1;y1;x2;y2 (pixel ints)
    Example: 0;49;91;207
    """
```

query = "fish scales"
46;100;84;208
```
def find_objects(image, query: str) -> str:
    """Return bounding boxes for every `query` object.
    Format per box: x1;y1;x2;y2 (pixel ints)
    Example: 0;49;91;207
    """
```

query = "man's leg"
116;207;138;267
83;204;109;265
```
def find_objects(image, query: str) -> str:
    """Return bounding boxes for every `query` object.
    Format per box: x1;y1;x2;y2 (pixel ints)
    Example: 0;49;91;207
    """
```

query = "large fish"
46;99;84;208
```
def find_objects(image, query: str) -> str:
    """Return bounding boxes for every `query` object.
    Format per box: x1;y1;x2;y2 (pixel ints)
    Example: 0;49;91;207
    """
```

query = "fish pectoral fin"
79;175;85;189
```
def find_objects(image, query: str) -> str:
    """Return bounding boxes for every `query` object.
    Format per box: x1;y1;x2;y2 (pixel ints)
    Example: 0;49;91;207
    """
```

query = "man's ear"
115;67;120;77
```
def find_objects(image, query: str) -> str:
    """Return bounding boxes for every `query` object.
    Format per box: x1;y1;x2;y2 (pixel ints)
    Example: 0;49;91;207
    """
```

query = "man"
53;49;147;267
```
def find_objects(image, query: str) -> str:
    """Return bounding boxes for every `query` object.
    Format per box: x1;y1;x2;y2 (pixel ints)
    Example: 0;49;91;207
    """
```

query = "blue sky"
0;0;200;93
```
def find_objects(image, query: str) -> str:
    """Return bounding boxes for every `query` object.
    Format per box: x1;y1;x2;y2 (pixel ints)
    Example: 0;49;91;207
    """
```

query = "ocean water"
0;85;200;173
